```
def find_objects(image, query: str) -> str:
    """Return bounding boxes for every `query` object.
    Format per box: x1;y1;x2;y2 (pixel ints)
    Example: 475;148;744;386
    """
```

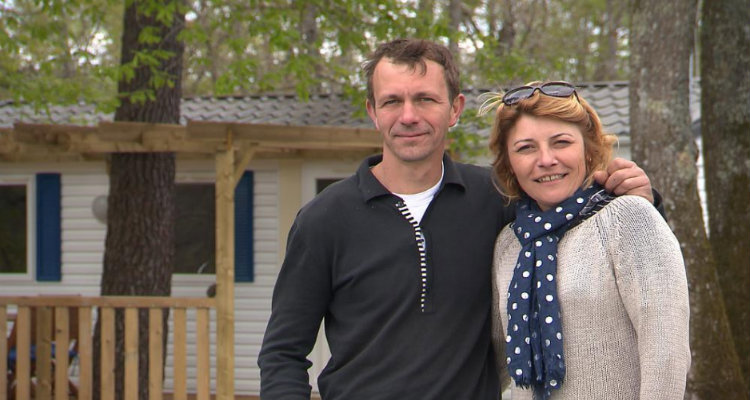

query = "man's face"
366;58;464;166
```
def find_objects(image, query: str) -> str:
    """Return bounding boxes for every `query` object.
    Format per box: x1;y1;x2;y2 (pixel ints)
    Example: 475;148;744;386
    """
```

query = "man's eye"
382;99;398;106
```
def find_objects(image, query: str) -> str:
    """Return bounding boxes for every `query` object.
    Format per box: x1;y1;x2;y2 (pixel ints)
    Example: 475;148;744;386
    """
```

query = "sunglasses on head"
501;81;578;105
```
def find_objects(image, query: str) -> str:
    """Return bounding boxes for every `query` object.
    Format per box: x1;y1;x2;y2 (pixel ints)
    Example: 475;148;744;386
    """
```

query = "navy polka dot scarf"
506;183;614;399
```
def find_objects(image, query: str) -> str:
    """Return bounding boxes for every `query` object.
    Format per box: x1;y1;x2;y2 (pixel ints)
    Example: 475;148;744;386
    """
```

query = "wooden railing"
1;295;215;400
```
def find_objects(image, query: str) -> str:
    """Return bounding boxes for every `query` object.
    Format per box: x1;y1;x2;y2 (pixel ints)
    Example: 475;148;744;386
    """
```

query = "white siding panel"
61;171;108;294
231;167;278;394
254;205;276;218
254;241;277;255
57;229;106;240
62;219;109;230
61;252;105;263
254;217;276;230
59;276;103;287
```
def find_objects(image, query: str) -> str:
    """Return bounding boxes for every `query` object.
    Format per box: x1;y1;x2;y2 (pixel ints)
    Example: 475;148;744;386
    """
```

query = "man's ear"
366;99;379;130
449;94;466;127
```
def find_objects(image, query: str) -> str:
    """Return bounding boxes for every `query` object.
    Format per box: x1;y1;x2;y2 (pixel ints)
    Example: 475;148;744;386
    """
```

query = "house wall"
0;158;283;396
0;161;108;293
232;160;279;394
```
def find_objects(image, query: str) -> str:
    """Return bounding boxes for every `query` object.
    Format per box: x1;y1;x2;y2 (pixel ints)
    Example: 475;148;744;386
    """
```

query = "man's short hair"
363;39;461;106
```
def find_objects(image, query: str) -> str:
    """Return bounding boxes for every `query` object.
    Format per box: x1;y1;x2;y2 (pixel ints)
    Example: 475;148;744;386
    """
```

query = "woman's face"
507;114;587;211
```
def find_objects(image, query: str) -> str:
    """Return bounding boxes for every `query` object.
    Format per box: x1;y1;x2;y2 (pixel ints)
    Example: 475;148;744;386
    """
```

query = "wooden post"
36;306;53;399
148;308;163;400
215;145;235;400
124;308;138;400
78;307;93;400
0;307;7;400
172;309;187;400
16;307;31;400
54;307;69;400
101;308;115;400
195;308;211;400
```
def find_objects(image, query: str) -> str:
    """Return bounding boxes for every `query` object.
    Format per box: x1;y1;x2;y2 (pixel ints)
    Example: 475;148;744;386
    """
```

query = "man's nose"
399;101;419;125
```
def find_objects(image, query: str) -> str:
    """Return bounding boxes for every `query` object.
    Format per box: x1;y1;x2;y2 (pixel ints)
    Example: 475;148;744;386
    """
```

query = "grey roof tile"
0;82;701;140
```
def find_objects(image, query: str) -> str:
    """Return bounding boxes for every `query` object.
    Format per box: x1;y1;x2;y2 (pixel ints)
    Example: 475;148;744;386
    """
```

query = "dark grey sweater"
258;154;513;400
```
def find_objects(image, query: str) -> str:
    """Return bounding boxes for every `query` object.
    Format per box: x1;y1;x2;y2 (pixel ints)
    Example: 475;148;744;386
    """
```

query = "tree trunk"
629;0;747;399
416;0;435;38
700;0;750;395
494;1;516;58
299;1;322;91
448;0;462;60
593;0;619;80
93;1;185;399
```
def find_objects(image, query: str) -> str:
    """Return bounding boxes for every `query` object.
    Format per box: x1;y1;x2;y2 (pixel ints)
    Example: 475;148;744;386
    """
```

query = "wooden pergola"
0;120;380;399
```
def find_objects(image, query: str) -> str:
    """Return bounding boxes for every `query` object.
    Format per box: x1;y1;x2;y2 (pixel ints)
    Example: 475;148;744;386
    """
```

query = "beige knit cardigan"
491;195;690;400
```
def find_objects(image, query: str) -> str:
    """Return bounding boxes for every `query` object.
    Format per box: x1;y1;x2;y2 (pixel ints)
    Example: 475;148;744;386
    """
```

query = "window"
0;184;27;273
316;178;341;194
174;183;215;274
0;173;61;281
173;171;254;282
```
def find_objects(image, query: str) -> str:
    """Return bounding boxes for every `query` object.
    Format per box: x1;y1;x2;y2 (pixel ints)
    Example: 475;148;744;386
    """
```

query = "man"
258;39;657;399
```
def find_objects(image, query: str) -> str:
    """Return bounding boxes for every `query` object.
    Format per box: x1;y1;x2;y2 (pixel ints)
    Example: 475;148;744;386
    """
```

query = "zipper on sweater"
395;200;432;313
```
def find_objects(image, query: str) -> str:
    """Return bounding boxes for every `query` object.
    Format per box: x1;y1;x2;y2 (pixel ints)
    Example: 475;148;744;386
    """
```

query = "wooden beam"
1;120;381;160
233;144;257;186
214;149;235;400
187;120;380;148
11;122;98;142
0;296;216;308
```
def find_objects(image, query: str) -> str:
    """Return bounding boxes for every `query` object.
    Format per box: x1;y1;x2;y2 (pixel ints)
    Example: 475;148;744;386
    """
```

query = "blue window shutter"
36;173;62;281
234;171;254;282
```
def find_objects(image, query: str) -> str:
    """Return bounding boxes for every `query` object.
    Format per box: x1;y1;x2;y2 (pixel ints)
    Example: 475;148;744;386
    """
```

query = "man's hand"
593;158;654;204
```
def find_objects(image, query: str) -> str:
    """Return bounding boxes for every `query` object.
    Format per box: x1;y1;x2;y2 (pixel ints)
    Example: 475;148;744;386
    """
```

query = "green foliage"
0;0;120;112
1;0;636;150
449;107;493;162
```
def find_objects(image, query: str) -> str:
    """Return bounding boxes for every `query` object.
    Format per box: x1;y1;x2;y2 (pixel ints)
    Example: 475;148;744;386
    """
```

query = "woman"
483;82;690;399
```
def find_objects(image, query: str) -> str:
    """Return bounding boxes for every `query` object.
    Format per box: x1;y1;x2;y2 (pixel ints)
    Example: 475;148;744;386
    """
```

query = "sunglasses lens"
502;87;536;105
541;83;576;97
501;82;577;106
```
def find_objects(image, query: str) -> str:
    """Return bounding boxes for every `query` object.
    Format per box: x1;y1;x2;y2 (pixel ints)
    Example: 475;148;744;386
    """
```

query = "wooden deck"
2;296;216;400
